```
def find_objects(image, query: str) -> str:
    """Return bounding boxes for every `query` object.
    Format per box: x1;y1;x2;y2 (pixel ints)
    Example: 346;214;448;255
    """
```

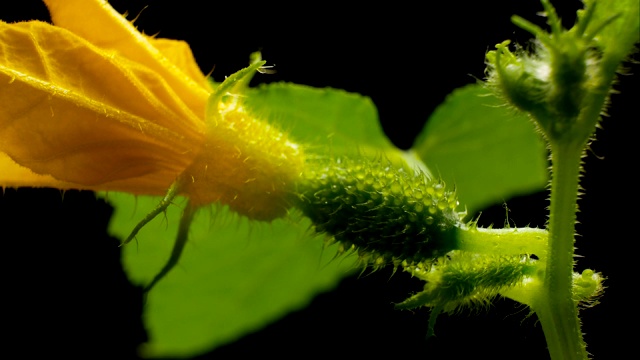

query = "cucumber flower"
0;0;304;221
0;0;305;290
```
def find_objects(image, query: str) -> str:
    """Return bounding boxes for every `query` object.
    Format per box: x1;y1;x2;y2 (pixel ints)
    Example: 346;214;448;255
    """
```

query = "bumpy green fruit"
295;157;464;268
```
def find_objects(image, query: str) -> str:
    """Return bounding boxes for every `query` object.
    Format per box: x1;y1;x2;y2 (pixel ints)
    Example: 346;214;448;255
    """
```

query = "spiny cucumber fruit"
294;157;466;268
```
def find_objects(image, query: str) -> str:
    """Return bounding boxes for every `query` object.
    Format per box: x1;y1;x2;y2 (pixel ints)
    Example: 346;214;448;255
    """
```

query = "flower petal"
0;152;75;189
150;37;212;90
0;20;203;193
42;0;210;112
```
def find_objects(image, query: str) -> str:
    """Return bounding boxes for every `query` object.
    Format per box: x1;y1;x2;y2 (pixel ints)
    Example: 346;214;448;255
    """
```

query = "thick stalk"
455;226;548;257
536;142;587;360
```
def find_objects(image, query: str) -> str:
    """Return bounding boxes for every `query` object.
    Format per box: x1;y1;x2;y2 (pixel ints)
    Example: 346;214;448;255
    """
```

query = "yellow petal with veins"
0;0;305;221
43;0;211;103
0;152;74;189
151;37;212;89
0;20;200;192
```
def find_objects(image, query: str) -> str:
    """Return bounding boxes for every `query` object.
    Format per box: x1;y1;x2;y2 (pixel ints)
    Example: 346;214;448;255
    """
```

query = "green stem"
536;142;587;360
455;226;548;257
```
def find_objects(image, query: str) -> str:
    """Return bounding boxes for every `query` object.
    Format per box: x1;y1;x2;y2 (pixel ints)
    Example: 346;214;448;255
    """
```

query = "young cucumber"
295;157;465;268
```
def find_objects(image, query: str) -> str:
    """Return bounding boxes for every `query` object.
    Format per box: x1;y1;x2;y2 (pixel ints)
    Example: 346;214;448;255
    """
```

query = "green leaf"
107;192;355;357
411;84;548;214
245;82;405;163
583;0;639;63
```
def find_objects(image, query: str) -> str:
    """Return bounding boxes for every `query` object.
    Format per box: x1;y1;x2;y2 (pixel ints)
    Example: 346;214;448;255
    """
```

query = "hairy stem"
537;143;587;360
455;226;548;257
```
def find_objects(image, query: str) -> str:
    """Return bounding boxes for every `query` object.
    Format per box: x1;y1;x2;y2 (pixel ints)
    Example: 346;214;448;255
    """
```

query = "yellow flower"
0;0;304;221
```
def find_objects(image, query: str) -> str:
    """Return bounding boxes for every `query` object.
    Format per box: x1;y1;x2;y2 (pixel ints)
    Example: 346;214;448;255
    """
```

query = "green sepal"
205;54;266;127
395;252;537;312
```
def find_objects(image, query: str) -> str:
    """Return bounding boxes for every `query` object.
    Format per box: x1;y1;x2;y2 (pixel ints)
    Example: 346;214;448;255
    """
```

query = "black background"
1;1;637;359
